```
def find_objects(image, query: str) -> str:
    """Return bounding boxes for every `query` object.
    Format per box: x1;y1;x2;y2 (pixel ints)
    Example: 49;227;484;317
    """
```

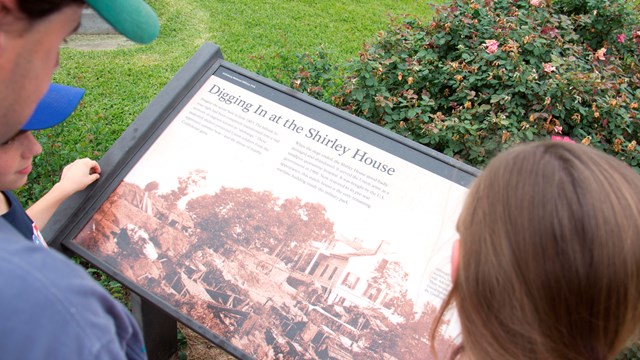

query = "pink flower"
530;0;544;7
541;26;559;38
543;63;556;73
617;34;627;43
595;47;607;61
554;125;563;133
484;40;499;54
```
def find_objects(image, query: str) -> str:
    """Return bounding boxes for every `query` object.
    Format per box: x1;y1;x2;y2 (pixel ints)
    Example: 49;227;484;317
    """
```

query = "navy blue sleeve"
0;219;147;360
2;191;36;241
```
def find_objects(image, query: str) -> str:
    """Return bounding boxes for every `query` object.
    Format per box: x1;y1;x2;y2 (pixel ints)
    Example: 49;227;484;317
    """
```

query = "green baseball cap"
85;0;160;44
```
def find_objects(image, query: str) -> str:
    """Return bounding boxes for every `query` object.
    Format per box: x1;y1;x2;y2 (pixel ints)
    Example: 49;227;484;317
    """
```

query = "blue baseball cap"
22;84;86;131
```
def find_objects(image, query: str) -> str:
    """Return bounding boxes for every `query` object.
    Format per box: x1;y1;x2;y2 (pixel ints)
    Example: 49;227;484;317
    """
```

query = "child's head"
0;84;84;191
433;141;640;359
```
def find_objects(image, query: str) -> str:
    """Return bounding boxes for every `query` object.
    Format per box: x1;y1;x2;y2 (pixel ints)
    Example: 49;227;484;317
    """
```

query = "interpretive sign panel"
46;43;478;359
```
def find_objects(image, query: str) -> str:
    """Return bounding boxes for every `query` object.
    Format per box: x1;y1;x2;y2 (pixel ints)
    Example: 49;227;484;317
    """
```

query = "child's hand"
57;158;101;196
26;158;102;230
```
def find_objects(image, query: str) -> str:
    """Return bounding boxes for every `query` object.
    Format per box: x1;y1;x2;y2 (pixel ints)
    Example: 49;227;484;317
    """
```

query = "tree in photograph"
369;259;414;321
186;187;334;263
159;169;207;211
368;302;454;360
271;197;335;266
143;181;160;193
186;187;277;250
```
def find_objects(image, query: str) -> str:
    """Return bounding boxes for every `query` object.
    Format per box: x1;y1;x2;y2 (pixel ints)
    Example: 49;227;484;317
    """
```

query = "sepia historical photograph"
74;174;458;359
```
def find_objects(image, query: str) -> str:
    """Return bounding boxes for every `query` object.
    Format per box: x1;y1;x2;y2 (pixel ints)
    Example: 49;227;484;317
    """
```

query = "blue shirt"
0;218;147;359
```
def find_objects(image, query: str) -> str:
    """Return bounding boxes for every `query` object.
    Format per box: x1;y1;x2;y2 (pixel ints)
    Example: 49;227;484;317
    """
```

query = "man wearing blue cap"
0;1;160;358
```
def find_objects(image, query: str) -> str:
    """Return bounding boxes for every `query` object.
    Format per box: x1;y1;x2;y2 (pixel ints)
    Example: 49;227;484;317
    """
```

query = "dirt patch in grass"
170;323;237;360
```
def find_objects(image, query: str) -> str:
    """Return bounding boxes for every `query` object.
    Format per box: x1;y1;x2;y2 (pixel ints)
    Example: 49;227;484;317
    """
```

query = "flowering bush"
553;0;637;50
292;0;640;170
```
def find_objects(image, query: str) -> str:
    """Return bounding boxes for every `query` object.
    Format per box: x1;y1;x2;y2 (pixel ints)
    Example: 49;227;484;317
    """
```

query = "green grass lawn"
24;0;440;204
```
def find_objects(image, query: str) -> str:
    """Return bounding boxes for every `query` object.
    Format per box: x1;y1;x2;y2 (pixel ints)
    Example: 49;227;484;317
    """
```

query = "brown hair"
16;0;84;21
431;141;640;359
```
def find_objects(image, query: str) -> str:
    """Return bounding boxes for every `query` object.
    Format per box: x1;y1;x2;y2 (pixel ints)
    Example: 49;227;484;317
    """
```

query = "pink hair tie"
551;135;575;143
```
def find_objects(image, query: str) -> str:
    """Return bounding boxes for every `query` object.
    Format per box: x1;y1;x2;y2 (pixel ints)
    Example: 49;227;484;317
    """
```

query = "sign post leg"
131;293;178;360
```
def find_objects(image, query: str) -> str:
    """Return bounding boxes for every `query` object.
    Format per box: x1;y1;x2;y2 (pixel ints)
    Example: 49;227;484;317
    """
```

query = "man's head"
0;0;159;144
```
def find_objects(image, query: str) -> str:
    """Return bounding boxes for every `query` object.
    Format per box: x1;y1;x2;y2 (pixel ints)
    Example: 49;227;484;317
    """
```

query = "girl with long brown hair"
431;141;640;359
